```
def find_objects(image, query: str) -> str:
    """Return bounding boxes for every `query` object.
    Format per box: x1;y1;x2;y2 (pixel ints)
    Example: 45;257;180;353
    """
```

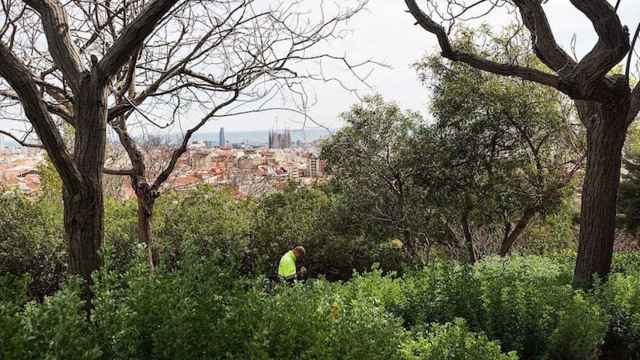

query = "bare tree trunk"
461;210;476;264
499;207;537;256
65;78;107;303
63;187;102;290
135;182;158;270
573;100;629;289
402;228;416;260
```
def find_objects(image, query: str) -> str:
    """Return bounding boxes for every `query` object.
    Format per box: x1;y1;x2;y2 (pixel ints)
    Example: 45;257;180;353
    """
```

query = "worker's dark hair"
293;246;306;256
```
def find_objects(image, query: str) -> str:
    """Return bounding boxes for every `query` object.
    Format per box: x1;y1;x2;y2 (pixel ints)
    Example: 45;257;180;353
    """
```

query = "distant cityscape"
191;127;333;148
0;128;332;198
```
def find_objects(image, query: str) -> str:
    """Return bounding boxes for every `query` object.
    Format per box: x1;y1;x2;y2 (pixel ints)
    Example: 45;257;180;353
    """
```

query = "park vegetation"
1;0;640;359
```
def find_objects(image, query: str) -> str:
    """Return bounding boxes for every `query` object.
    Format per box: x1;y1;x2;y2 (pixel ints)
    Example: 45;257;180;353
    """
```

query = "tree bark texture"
573;99;630;288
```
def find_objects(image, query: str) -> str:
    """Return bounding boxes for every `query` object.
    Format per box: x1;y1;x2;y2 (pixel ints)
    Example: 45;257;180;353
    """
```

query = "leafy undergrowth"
1;255;640;359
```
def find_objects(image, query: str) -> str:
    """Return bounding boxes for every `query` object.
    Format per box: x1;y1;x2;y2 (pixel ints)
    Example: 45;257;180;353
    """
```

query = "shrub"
400;318;518;360
338;268;406;312
472;256;574;358
0;192;66;300
394;256;610;360
153;187;255;272
103;198;139;273
594;272;640;359
92;259;250;359
0;274;30;357
90;258;408;360
242;280;406;360
547;292;609;360
2;280;102;360
395;261;486;329
253;184;406;281
612;252;640;275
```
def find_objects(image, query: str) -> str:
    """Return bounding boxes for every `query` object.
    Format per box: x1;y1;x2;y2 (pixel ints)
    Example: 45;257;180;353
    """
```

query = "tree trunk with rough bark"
135;182;158;270
65;76;107;302
573;99;630;288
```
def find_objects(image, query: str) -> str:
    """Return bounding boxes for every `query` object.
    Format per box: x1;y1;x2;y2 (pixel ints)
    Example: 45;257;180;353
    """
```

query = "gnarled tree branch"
405;0;565;93
96;0;179;84
0;41;82;192
24;0;85;94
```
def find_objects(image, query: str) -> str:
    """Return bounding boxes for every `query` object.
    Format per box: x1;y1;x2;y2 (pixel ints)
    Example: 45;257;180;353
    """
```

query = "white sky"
0;0;639;137
208;0;640;132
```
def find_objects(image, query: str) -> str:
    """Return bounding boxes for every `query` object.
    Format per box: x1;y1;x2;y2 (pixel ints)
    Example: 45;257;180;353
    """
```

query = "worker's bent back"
278;250;297;280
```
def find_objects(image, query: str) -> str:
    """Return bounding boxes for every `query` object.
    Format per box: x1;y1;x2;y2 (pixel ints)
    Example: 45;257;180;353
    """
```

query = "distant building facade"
306;154;322;178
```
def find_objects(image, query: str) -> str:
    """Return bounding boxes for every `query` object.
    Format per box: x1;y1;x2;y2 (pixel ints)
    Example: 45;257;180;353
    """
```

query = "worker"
277;246;306;283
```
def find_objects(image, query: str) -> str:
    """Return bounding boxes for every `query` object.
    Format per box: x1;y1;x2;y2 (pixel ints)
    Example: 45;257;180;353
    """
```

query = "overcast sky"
207;0;640;132
1;1;639;139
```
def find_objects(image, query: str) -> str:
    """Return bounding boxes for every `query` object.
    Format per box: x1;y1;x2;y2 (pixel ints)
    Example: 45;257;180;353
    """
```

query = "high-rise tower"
219;127;225;147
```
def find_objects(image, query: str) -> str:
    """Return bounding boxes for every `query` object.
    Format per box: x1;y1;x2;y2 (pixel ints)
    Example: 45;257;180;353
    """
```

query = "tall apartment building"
306;154;321;178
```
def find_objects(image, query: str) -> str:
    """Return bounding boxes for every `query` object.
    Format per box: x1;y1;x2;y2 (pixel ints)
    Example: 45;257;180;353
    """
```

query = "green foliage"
1;280;102;360
0;274;30;356
0;192;66;300
612;251;640;274
153;186;255;271
37;157;63;202
618;124;640;237
594;273;640;358
90;261;407;360
2;255;640;359
1;183;407;301
400;319;518;360
472;257;574;357
253;184;403;280
321;96;430;259
394;256;608;360
410;27;581;259
103;198;139;273
518;195;579;255
1;174;638;359
396;262;484;328
243;280;406;360
547;292;609;360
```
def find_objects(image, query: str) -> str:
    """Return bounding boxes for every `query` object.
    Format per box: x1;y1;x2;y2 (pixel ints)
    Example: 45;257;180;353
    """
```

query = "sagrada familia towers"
268;129;292;149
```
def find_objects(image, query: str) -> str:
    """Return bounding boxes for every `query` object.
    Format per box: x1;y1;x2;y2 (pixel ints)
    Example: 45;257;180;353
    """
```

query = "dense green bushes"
153;187;255;272
1;184;406;301
2;261;408;360
595;273;640;358
401;319;518;360
2;255;640;359
391;257;610;359
2;186;640;358
253;184;404;280
0;192;66;300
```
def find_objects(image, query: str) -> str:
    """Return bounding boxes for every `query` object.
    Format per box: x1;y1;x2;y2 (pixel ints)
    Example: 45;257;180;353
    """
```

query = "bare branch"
151;90;239;191
568;0;630;87
512;0;575;72
103;167;135;176
24;0;85;94
405;0;564;92
96;0;180;83
0;41;82;192
0;129;43;148
0;88;72;123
